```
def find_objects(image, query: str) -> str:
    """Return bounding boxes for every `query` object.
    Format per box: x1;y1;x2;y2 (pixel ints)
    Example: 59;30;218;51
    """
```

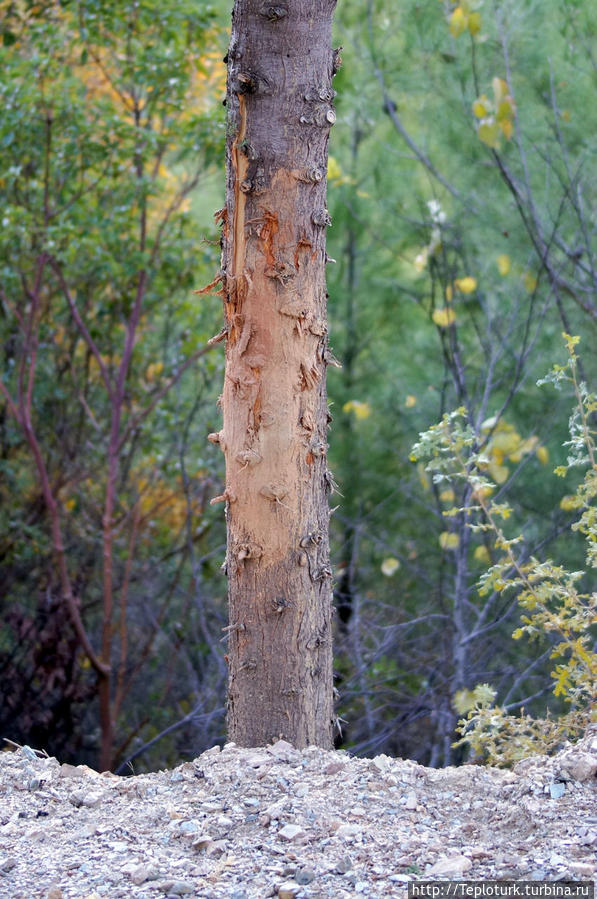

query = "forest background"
1;0;595;773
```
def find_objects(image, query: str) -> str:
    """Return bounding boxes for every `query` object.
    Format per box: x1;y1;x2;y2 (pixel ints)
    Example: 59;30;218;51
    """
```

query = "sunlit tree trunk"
213;0;338;746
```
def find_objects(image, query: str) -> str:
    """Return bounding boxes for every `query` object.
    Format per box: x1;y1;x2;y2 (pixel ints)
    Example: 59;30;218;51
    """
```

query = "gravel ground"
0;729;595;899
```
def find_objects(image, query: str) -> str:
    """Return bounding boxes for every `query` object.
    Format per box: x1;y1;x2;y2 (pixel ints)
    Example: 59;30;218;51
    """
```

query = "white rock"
404;792;418;810
192;834;214;851
336;823;362;840
371;756;391;774
278;824;306;841
278;881;300;898
559;752;597;782
267;740;297;762
428;855;472;876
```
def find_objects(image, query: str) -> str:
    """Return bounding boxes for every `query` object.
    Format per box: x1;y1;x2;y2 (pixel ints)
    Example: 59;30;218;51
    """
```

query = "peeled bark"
214;0;338;747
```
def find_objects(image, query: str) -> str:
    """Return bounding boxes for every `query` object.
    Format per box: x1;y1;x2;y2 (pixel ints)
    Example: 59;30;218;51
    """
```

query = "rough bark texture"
215;0;338;748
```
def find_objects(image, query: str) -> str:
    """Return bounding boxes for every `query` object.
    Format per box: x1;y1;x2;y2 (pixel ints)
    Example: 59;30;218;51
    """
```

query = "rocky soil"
0;731;595;899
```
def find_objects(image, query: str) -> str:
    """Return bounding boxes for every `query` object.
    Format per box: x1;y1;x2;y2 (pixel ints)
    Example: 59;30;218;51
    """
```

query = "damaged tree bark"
213;0;338;747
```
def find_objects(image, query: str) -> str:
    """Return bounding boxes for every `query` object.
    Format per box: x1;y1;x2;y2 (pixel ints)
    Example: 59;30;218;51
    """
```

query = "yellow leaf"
405;394;417;408
417;463;431;492
445;284;453;302
327;156;342;181
515;435;539;458
497;254;511;276
474;545;490;563
472;484;494;500
145;362;164;383
560;494;580;511
481;415;498;432
496;99;515;122
440;488;455;503
536;446;549;465
472;96;491;118
453;688;477;714
467;12;482;34
439;531;460;550
488;460;509;484
381;557;401;577
561;109;571;123
492;77;509;103
64;498;76;512
478;120;500;148
432;307;456;327
490;430;521;457
343;400;371;420
454;276;477;294
449;6;467;36
500;118;514;140
523;272;537;293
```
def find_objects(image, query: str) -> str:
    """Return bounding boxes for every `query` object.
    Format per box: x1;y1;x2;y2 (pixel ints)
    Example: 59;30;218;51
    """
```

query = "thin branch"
49;259;114;398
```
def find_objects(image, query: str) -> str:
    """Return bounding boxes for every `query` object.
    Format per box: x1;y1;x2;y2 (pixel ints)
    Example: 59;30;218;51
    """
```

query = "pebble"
428;855;472;876
278;824;306;841
404;792;418;810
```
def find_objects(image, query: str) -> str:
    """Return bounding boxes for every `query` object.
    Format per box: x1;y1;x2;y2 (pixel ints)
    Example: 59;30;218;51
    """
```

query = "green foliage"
0;0;227;768
412;336;597;765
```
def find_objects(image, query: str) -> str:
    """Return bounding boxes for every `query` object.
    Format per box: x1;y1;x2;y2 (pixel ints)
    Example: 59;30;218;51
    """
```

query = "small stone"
245;753;268;768
560;751;597;783
428;855;472;876
531;869;547;881
192;834;214;851
371;756;391;774
0;857;17;872
267;740;296;762
46;889;63;899
278;881;299;898
323;761;345;775
334;856;353;874
59;764;85;779
68;789;103;808
335;823;361;840
296;866;316;884
206;839;227;857
569;862;595;876
549;782;566;799
21;746;39;761
278;824;305;842
168;881;194;896
151;880;193;895
130;864;160;885
404;792;418;810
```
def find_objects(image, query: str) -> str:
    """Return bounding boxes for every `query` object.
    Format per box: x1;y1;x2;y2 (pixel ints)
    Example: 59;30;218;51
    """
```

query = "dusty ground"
0;730;595;899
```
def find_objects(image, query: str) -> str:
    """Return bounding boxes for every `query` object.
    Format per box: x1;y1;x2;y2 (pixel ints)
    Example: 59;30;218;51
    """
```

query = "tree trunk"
215;0;338;747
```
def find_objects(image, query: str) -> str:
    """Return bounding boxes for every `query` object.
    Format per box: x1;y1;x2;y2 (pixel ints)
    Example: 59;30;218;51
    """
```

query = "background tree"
0;0;228;771
214;0;338;748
